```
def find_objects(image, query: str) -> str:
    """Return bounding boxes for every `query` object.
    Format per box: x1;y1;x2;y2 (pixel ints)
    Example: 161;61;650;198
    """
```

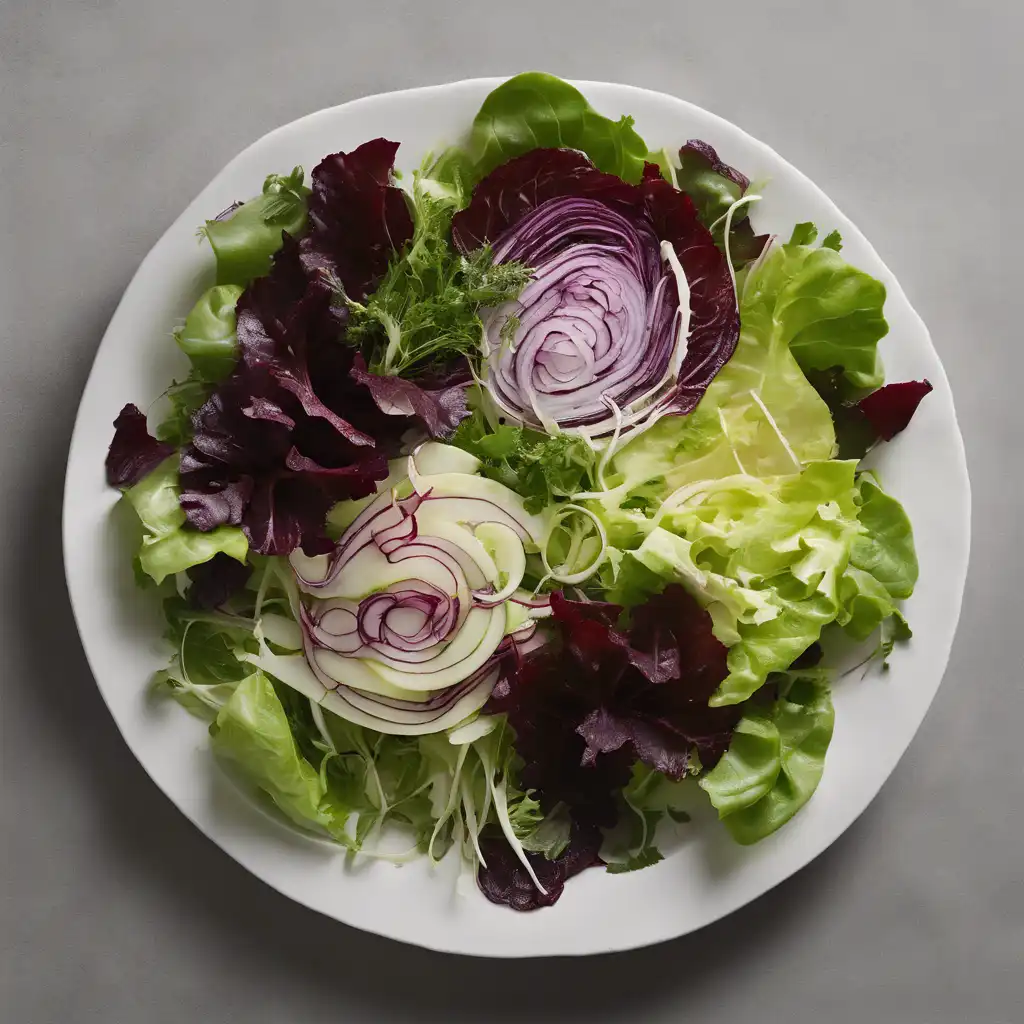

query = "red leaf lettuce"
177;141;467;556
106;404;175;487
487;586;740;829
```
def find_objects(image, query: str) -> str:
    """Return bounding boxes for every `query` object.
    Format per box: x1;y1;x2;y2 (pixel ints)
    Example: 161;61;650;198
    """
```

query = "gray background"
2;1;1020;1021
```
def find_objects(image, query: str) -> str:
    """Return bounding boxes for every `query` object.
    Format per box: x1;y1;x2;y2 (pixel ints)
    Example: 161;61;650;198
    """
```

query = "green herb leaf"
451;415;596;513
878;611;912;668
821;229;843;251
788;222;818;246
346;170;531;375
605;846;664;874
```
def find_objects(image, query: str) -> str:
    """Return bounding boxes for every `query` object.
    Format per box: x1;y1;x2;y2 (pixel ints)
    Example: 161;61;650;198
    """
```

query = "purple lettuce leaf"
176;140;446;556
186;553;253;609
858;379;933;441
486;585;740;836
810;370;934;458
106;404;175;487
348;355;469;438
302;138;414;302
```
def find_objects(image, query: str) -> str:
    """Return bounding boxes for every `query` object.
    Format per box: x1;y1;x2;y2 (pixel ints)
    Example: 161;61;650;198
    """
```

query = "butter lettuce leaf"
849;474;918;599
836;473;918;641
607;461;862;705
203;166;309;286
701;672;834;843
125;457;247;584
747;223;888;392
211;670;335;830
174;284;244;382
431;72;649;188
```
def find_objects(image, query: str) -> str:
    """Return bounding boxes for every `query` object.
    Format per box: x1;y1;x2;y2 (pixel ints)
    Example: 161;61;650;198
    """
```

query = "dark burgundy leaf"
179;476;253;530
283;446;389;484
106;404;175;487
858;380;933;441
676;141;769;271
608;622;679;684
241;474;329;556
186;554;252;609
349;355;469;438
302;138;414;301
809;369;933;458
639;164;742;414
547;592;623;679
679;139;750;191
451;148;644;253
629;585;730;698
235;261;376;448
243;396;296;429
175;140;433;557
577;709;695;779
477;824;602;912
488;584;739;836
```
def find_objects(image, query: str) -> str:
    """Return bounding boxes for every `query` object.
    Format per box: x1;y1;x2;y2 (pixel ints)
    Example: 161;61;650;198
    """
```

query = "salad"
104;73;932;911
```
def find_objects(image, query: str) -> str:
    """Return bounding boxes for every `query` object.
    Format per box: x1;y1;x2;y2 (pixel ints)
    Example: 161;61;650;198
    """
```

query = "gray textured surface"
2;1;1021;1021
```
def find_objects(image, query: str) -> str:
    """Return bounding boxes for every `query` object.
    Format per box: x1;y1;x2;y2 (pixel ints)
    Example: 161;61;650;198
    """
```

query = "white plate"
63;78;970;957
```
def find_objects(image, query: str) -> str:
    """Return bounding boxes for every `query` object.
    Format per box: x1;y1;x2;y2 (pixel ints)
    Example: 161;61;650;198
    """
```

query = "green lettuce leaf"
836;474;918;641
700;673;834;843
748;223;888;393
611;461;861;705
174;284;244;382
431;72;649;188
601;226;847;510
831;468;921;643
202;166;309;286
849;475;918;599
698;710;781;817
125;457;247;584
586;226;902;705
211;670;335;830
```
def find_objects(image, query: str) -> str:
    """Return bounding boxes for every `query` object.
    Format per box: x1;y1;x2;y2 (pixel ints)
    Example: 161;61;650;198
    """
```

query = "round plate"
63;78;970;957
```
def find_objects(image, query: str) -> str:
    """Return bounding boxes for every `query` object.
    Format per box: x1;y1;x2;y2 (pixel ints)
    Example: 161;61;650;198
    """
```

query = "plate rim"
62;76;971;957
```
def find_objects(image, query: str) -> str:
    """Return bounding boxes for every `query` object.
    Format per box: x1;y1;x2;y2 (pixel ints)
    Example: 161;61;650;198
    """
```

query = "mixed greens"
104;73;931;910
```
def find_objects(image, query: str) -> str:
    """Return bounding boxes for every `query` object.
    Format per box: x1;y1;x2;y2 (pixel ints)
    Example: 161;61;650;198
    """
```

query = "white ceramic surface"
62;78;970;958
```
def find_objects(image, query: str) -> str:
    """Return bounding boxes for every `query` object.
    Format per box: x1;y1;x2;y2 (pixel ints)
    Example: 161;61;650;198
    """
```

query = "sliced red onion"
481;196;690;439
